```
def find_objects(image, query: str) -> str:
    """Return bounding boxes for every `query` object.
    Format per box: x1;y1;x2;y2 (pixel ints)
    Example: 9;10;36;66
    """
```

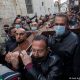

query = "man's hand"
5;52;12;63
5;51;19;69
12;51;19;58
10;54;19;69
10;51;19;69
20;50;32;66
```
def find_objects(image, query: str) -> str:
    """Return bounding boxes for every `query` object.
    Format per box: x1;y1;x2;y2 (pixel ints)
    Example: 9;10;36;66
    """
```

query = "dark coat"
48;30;79;79
5;37;16;53
24;53;62;80
73;36;80;77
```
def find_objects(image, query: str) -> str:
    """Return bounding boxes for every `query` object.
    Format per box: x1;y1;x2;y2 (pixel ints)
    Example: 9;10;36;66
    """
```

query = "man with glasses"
20;35;62;80
48;14;79;80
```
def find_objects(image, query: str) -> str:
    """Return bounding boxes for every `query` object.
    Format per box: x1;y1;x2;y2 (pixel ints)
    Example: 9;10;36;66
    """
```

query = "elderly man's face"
32;40;48;58
15;28;26;43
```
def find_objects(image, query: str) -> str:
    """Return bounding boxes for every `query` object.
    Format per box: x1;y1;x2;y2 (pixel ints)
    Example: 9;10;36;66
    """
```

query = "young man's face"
32;40;48;58
10;28;17;38
54;16;66;26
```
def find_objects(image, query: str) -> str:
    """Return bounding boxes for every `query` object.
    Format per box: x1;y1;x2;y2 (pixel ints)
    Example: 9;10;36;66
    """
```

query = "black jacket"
48;30;79;79
25;53;62;80
48;30;78;56
5;37;16;53
73;36;80;77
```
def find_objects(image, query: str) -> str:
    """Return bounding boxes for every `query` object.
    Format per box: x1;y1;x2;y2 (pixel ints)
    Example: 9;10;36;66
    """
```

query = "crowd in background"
0;10;80;80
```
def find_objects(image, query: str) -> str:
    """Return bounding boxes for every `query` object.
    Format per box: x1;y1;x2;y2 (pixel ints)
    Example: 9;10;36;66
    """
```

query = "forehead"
11;28;17;32
32;40;46;48
16;28;25;33
16;18;21;21
55;16;66;23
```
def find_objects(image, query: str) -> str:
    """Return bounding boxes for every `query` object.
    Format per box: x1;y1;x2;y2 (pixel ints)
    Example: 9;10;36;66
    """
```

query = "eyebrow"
16;32;25;34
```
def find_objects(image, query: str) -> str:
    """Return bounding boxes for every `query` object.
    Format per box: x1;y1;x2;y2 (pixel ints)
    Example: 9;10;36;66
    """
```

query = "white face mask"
54;25;65;36
31;26;37;30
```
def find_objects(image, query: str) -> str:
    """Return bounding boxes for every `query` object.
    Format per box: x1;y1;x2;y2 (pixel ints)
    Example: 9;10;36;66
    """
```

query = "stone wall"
0;0;27;43
0;0;27;26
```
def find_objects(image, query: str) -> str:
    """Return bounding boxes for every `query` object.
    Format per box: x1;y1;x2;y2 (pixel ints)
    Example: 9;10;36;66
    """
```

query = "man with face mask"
31;22;38;31
13;17;23;29
48;14;79;80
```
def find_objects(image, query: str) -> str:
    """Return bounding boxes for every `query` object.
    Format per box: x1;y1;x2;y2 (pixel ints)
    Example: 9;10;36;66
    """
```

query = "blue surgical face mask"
54;25;65;36
15;24;21;29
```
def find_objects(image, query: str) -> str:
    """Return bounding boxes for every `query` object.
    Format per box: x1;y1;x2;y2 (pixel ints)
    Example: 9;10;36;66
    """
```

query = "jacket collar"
54;29;70;42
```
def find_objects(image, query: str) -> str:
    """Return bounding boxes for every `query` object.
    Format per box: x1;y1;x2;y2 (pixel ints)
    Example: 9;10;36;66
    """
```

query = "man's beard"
32;55;46;63
5;30;8;34
17;39;25;44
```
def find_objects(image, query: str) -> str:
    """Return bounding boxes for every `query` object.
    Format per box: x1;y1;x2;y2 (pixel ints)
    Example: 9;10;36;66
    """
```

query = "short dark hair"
4;24;9;27
55;13;69;25
8;27;15;34
33;35;48;48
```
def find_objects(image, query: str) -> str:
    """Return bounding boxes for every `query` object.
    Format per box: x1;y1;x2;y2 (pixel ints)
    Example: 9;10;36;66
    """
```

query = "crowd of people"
0;10;80;80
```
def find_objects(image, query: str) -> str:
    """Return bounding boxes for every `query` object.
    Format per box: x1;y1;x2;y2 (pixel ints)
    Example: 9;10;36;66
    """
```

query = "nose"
34;51;39;56
16;34;20;39
34;50;38;54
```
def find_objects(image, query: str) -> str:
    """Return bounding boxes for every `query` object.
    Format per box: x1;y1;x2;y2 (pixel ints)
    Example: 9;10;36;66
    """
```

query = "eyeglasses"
54;23;65;26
